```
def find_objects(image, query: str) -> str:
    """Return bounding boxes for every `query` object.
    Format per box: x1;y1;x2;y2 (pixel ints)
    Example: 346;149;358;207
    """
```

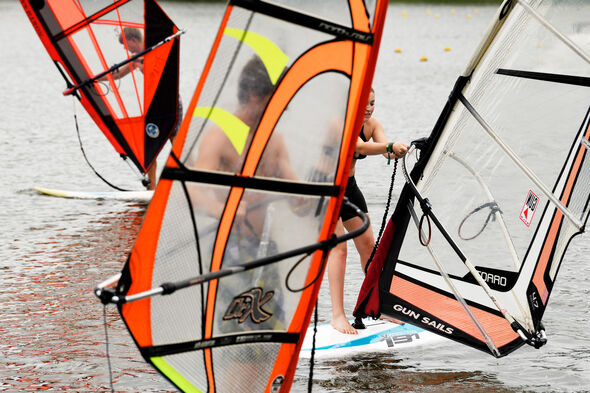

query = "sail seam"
230;0;373;44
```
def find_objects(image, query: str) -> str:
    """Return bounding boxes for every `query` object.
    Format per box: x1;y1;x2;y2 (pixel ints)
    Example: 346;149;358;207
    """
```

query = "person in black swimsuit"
328;88;409;334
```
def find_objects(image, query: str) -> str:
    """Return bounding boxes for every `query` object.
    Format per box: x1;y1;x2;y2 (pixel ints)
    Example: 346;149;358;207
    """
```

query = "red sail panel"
20;0;180;173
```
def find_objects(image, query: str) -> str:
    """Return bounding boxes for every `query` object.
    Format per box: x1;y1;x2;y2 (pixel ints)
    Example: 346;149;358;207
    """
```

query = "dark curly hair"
238;55;276;105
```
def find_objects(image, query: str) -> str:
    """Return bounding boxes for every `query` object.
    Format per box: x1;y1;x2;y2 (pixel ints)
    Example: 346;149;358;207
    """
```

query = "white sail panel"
355;0;590;358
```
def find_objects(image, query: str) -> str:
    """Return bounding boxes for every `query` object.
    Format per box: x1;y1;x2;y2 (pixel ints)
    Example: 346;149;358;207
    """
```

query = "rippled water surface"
1;1;589;392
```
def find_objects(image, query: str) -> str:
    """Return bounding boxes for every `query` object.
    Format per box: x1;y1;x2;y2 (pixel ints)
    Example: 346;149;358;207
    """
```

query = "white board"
299;318;447;359
33;187;153;203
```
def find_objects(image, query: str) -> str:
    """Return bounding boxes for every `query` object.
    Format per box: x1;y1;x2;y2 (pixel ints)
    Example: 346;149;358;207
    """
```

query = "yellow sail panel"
193;107;250;155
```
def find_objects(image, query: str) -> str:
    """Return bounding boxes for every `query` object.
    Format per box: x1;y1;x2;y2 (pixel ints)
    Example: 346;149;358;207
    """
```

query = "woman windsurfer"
328;88;409;334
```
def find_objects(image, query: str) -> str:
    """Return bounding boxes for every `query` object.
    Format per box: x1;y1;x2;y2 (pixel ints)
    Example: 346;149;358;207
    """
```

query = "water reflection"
295;353;516;393
0;206;175;392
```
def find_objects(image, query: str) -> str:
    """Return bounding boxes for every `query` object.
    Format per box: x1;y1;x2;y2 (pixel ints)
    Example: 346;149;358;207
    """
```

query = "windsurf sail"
355;0;590;358
95;0;388;391
20;0;181;174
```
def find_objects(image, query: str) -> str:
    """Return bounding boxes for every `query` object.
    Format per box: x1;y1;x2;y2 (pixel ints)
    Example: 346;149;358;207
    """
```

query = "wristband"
386;142;393;165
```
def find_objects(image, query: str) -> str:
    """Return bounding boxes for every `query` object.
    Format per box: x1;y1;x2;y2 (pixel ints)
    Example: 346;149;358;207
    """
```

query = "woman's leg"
328;219;357;334
343;215;374;272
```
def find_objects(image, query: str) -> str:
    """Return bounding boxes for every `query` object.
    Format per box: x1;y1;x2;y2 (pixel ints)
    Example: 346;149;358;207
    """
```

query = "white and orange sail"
355;0;590;357
20;0;181;175
95;0;388;392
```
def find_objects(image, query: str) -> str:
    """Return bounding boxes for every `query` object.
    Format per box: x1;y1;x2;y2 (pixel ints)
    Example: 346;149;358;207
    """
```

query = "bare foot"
380;315;404;325
331;315;358;334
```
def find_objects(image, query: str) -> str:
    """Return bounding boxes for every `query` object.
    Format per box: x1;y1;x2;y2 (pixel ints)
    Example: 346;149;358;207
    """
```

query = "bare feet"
331;315;358;334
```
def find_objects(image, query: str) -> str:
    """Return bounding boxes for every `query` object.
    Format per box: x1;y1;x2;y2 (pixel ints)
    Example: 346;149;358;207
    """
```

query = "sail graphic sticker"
355;0;590;358
520;190;539;227
20;0;181;174
95;0;389;392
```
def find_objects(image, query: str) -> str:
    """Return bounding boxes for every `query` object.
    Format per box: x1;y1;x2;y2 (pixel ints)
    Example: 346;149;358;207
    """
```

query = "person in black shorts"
328;88;409;334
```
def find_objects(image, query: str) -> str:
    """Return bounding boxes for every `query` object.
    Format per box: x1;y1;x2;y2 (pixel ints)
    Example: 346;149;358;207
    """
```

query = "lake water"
1;1;589;392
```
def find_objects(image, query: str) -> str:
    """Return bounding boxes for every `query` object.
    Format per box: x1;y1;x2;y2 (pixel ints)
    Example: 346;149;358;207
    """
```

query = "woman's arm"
355;118;408;157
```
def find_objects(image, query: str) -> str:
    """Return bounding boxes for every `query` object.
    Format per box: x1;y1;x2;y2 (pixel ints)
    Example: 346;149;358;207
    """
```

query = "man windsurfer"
190;55;299;236
104;26;181;190
328;88;409;334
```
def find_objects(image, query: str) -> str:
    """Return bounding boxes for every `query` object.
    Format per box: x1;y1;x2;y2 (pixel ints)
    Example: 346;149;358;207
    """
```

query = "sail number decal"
381;333;421;347
520;190;539;227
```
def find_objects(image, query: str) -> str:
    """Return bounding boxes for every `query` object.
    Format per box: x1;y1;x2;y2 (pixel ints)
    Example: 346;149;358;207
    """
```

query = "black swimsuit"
353;126;368;160
340;126;369;221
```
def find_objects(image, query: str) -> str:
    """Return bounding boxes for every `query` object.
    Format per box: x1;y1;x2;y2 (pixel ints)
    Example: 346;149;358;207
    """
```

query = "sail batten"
496;68;590;87
516;0;590;65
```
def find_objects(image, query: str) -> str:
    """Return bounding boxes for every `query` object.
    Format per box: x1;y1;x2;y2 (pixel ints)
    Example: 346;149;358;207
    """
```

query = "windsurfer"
189;54;299;334
190;54;299;242
103;26;182;190
328;88;408;334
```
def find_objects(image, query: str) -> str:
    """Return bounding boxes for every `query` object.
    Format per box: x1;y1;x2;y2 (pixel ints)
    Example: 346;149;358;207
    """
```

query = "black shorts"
340;176;368;221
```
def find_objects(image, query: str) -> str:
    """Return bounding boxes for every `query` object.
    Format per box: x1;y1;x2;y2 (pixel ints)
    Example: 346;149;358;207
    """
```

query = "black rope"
73;110;134;192
307;298;318;393
364;158;398;273
102;305;115;393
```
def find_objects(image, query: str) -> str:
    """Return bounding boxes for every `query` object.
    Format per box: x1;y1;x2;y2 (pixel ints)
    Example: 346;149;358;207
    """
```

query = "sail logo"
520;190;539;227
270;375;284;393
146;123;160;138
392;304;454;334
223;287;274;324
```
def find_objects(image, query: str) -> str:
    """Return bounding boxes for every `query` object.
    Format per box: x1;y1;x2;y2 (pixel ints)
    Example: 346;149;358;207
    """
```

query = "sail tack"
20;0;180;173
355;0;590;357
104;0;388;392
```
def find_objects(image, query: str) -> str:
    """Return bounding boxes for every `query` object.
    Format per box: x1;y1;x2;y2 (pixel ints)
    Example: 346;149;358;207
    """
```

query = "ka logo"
223;287;274;324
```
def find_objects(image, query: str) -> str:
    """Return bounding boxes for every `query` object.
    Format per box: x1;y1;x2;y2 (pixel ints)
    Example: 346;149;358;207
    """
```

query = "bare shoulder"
364;117;383;138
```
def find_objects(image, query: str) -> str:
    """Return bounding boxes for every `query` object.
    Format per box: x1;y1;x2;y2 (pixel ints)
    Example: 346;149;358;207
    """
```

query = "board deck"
299;318;447;358
33;187;153;203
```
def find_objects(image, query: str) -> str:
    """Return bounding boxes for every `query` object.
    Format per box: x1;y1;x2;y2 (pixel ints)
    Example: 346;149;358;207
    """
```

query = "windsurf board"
33;187;153;203
299;318;447;359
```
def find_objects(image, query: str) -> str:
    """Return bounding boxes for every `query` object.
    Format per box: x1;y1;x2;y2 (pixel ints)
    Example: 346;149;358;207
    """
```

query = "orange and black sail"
95;0;389;391
20;0;180;174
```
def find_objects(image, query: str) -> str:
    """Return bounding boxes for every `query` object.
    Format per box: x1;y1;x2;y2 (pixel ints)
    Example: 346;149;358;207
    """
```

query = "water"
1;1;589;392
